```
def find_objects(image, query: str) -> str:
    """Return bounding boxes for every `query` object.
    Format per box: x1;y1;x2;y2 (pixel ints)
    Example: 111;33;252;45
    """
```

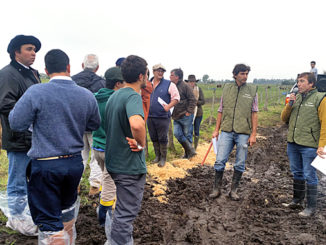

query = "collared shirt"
17;61;29;69
49;75;72;82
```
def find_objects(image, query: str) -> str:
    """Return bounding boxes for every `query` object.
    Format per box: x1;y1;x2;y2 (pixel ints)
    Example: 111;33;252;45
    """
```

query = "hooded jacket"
92;88;115;149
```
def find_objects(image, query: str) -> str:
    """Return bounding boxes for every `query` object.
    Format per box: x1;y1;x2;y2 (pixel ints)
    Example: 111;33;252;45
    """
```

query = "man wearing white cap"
147;64;180;167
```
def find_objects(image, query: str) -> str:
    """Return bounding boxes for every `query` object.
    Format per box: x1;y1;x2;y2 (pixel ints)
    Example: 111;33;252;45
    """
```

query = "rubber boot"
282;179;305;209
158;144;167;167
229;170;243;201
209;171;224;198
180;141;196;159
152;142;160;163
97;204;112;226
299;184;317;217
194;135;199;150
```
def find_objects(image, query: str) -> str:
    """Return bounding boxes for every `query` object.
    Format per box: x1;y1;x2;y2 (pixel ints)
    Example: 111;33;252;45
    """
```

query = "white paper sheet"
158;97;174;114
311;146;326;175
212;137;218;154
312;155;326;175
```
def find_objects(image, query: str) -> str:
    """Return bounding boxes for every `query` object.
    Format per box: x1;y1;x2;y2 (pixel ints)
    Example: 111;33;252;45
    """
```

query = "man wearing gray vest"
281;72;326;217
210;64;258;201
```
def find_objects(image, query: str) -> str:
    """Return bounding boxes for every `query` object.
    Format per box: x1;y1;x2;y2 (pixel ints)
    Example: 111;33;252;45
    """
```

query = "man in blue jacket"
9;49;100;244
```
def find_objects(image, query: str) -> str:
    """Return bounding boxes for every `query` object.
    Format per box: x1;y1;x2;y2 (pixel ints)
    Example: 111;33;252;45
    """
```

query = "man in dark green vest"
281;72;326;217
209;64;258;201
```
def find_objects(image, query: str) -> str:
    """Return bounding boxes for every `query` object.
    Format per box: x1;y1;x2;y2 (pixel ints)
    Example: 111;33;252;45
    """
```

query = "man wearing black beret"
0;34;41;235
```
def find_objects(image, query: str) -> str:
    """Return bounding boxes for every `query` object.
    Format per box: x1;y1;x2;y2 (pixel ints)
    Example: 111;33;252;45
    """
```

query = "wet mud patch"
2;125;326;244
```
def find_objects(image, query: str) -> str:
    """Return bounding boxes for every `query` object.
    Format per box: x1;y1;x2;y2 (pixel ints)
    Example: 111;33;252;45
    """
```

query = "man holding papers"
148;64;179;167
281;72;326;217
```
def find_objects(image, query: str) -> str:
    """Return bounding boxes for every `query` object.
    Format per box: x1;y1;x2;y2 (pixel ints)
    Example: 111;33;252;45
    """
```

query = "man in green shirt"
104;55;147;245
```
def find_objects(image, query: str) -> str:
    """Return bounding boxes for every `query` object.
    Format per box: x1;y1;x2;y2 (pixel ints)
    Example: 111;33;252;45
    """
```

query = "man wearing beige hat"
148;64;180;167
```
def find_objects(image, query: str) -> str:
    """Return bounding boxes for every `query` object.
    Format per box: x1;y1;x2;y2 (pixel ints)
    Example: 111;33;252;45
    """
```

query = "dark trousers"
147;117;170;144
109;173;146;245
27;154;83;231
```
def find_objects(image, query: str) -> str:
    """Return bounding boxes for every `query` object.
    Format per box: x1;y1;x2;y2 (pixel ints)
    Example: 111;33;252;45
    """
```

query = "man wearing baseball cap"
92;66;125;227
0;34;41;235
148;63;180;167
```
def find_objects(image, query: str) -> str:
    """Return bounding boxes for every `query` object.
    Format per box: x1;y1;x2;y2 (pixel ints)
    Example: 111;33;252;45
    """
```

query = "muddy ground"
2;124;326;244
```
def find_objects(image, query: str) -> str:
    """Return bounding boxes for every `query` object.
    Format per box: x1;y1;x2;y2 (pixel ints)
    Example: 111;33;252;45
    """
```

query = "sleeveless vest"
148;78;171;118
220;82;257;135
288;89;325;148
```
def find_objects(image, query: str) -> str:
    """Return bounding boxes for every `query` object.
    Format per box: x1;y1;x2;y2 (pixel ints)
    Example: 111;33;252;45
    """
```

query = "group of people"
208;62;326;220
0;34;205;244
0;33;325;245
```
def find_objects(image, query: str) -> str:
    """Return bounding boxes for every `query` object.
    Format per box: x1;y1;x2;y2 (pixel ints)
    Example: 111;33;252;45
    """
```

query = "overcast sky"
1;0;325;81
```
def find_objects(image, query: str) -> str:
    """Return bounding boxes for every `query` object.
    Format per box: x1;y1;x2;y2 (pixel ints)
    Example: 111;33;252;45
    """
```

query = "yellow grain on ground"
147;162;187;181
152;184;167;196
148;141;219;203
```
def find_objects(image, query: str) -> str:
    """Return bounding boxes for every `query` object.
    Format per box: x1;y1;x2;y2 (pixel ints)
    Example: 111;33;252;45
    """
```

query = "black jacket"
0;60;40;151
72;69;105;93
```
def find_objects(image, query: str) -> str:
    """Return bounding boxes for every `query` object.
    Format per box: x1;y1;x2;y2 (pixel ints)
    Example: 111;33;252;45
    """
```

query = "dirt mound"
2;125;326;244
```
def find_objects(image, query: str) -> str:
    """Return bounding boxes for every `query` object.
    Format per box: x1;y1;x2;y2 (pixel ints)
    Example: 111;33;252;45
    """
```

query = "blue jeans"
7;151;30;216
287;143;318;185
174;114;194;143
189;116;203;139
214;131;249;172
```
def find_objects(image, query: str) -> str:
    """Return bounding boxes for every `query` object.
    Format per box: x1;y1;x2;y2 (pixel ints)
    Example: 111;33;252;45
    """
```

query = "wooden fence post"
264;87;268;111
168;119;175;151
209;88;216;126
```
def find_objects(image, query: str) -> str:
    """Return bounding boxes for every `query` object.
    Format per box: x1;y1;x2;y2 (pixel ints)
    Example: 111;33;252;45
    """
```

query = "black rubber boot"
299;184;317;217
282;179;305;209
209;171;224;199
180;141;196;159
194;135;199;150
229;170;243;201
158;144;167;167
152;141;160;163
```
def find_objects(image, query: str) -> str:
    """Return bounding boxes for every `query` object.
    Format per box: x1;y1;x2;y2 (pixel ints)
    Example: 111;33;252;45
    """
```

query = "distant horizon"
1;0;325;81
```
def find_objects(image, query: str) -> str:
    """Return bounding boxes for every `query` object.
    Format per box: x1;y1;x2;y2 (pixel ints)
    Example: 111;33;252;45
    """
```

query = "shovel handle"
201;142;213;166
